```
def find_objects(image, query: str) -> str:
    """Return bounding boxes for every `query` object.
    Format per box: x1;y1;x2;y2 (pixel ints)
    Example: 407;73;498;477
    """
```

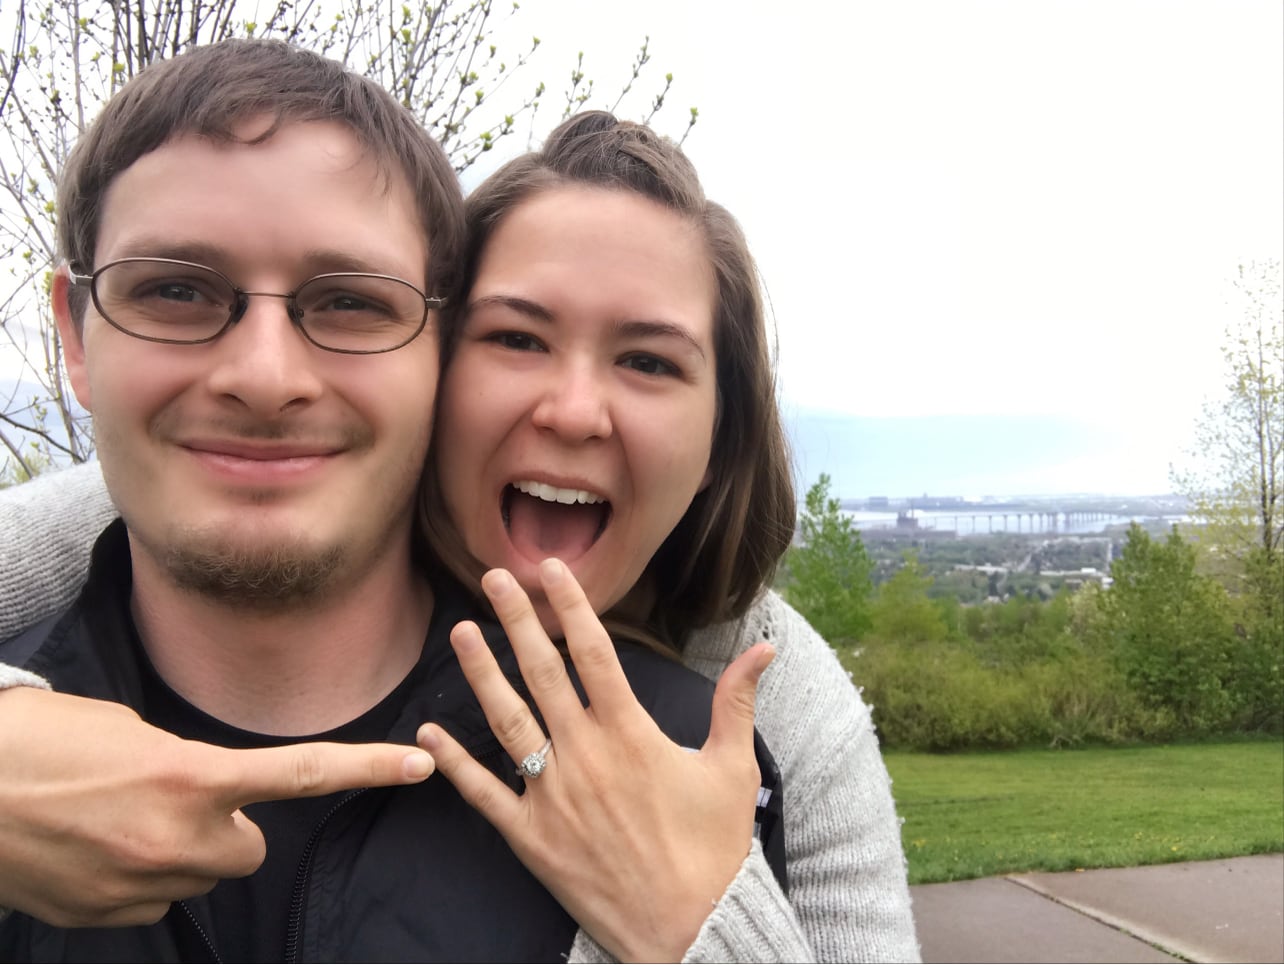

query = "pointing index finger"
211;741;434;811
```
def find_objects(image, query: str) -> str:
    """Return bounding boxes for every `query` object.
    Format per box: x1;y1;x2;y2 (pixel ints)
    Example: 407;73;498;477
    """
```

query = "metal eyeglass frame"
68;257;446;355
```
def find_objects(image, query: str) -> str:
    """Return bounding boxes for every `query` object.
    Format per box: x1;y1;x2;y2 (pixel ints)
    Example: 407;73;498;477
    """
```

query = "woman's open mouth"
502;480;611;563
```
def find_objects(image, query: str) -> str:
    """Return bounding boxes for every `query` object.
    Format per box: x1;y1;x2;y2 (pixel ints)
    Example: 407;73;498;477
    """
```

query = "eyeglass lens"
91;260;427;352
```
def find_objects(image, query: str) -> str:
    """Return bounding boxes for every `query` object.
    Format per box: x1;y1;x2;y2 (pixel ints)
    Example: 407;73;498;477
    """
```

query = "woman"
0;113;917;961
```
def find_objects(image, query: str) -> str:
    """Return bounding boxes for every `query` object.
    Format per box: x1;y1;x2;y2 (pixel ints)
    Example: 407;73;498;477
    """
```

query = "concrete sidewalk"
910;854;1284;963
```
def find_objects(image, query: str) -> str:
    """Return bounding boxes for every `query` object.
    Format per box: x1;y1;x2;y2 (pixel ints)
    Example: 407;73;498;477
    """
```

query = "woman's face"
436;185;718;625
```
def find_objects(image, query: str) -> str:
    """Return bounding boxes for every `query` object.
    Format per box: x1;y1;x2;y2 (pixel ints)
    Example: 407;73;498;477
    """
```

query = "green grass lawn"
884;739;1284;885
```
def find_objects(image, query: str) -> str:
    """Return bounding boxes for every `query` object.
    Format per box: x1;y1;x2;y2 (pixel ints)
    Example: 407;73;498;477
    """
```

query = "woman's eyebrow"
467;295;707;360
467;293;554;322
616;320;708;361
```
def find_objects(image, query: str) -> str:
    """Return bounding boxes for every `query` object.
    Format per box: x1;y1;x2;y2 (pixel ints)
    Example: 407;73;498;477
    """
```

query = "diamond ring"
515;738;553;779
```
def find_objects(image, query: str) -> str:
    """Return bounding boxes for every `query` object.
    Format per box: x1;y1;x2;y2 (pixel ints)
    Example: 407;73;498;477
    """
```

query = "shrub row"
844;639;1281;751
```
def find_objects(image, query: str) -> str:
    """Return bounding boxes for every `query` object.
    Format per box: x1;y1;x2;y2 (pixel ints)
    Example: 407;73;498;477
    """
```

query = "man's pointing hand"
0;687;433;927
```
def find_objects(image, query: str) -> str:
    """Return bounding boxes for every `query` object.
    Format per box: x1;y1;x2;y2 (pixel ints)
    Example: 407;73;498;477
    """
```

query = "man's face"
55;120;438;607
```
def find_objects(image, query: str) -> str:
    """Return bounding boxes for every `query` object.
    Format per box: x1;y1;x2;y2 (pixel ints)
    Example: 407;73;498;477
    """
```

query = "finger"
40;875;217;929
449;619;553;769
705;642;775;758
480;568;585;727
538;558;638;725
417;723;524;834
181;807;270;881
82;901;183;929
110;804;268;885
102;869;220;917
211;739;434;811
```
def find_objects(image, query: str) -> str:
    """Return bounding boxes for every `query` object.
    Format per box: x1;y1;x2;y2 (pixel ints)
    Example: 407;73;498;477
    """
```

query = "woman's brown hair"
421;111;795;652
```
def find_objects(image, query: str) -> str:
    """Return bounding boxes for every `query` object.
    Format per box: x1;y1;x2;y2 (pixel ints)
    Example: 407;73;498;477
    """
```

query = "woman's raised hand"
417;559;774;962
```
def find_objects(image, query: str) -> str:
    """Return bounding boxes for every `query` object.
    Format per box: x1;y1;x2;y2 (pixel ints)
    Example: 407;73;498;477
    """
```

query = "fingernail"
403;749;434;780
756;643;776;674
540;558;565;583
482;568;516;596
450;621;483;653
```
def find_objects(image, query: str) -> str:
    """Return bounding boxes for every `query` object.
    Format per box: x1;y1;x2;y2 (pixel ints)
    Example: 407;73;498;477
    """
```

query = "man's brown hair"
57;38;464;321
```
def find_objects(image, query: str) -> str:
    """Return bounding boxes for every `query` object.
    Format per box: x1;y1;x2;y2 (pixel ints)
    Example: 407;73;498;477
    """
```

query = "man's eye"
305;291;393;316
138;280;216;304
155;283;199;302
622;354;678;377
327;294;376;312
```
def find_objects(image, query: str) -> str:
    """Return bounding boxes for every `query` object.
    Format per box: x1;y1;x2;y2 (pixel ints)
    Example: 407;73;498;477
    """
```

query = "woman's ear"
51;266;93;411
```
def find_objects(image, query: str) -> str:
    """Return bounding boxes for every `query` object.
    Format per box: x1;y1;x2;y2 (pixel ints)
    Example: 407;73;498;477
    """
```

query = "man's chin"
160;531;344;612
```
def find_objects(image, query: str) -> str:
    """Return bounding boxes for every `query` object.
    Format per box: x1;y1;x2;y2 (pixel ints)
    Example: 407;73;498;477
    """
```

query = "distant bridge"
857;508;1129;538
893;510;1118;535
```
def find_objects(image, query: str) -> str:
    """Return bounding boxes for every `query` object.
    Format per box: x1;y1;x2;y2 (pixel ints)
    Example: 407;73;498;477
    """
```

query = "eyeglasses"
69;258;445;355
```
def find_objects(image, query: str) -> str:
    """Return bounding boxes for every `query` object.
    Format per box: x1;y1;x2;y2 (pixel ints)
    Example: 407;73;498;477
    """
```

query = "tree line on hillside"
782;474;1282;750
781;261;1281;751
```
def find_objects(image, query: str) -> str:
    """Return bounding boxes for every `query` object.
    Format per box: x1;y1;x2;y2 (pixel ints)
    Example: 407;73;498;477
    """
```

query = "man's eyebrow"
103;242;401;278
109;239;228;266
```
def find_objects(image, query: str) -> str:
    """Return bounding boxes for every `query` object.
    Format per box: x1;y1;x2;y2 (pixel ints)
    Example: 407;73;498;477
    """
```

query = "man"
0;39;779;962
0;38;586;960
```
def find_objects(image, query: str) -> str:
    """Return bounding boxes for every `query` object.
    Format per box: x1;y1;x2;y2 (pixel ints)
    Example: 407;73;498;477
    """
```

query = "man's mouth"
502;479;611;563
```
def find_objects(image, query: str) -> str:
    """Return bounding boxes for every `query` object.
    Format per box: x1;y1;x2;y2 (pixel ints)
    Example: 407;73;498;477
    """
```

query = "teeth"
513;479;605;506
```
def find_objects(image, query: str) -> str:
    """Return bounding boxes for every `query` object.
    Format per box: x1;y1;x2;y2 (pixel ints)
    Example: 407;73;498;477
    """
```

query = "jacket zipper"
280;734;517;963
176;899;222;962
283;787;368;963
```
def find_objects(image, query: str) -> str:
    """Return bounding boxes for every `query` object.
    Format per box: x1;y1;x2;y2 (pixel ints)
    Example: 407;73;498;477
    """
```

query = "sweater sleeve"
677;591;921;963
0;461;114;642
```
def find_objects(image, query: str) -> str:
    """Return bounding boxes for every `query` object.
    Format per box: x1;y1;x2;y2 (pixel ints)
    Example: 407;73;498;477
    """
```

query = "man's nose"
204;294;324;415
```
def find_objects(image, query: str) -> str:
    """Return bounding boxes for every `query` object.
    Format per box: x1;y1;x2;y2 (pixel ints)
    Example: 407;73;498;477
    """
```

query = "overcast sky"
3;0;1279;495
468;0;1283;493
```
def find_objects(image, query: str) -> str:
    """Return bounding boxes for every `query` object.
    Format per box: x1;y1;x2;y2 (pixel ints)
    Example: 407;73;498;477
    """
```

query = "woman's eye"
489;331;542;352
622;354;679;377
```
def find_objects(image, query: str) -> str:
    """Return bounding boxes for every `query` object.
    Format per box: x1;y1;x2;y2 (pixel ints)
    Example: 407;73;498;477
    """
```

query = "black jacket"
0;521;785;962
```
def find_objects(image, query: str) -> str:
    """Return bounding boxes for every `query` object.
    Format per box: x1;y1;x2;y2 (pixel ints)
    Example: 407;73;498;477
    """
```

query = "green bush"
782;474;873;647
845;643;1174;751
1099;525;1242;734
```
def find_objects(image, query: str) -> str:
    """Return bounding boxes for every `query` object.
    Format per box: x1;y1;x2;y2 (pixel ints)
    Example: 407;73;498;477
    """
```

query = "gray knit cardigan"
0;463;919;962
